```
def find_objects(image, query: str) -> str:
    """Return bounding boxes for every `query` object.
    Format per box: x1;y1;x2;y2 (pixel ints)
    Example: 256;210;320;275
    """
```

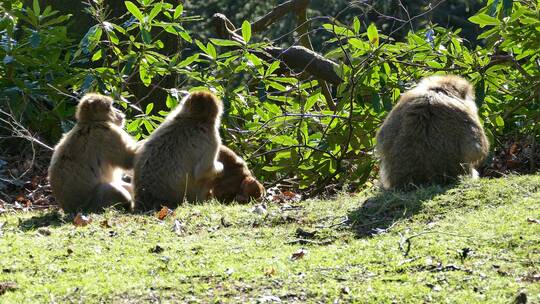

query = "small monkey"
376;75;490;189
133;91;224;210
210;145;265;203
48;93;137;212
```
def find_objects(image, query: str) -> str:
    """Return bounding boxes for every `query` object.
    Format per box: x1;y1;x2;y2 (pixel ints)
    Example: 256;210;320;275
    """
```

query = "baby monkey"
48;93;137;212
133;91;224;210
376;75;490;189
210;145;265;203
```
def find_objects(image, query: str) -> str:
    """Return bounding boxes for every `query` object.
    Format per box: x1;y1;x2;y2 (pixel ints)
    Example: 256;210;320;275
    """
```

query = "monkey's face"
238;177;265;202
111;107;125;127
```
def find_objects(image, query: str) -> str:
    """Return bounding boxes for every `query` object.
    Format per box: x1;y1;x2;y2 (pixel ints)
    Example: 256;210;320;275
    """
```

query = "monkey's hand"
194;160;224;181
213;161;224;176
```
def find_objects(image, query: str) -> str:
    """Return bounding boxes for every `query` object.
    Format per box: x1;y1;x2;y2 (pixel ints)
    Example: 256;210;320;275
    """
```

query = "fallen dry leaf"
73;213;92;227
264;267;277;277
257;295;281;303
0;281;17;295
150;244;164;254
171;219;184;235
220;216;232;227
290;248;307;260
100;219;112;228
527;218;540;224
156;206;174;220
37;227;51;236
252;204;267;215
271;190;302;204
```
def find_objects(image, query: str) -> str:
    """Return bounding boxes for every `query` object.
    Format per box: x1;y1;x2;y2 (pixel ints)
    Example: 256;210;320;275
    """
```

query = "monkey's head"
419;75;475;101
76;93;125;126
181;91;223;122
235;176;265;203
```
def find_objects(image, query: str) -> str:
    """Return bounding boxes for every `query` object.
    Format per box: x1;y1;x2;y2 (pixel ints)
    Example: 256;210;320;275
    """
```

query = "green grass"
1;175;539;303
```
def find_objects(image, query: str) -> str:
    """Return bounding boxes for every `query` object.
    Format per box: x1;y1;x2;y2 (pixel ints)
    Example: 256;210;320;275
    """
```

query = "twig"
286;238;334;245
399;231;472;256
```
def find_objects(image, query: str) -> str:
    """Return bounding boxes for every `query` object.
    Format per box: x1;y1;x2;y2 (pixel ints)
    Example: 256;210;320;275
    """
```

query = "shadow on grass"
18;210;67;231
348;184;453;237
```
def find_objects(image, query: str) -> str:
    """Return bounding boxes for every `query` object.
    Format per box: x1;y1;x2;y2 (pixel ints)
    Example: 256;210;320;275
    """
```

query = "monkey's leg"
93;182;133;212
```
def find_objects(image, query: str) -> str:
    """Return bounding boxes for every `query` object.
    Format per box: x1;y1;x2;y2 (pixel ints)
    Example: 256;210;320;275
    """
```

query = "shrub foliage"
0;0;538;192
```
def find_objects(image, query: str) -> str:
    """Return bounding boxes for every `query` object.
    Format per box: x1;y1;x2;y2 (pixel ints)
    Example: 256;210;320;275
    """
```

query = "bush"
1;0;538;192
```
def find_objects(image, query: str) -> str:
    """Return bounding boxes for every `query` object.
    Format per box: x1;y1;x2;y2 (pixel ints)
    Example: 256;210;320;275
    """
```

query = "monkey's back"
48;123;119;209
133;117;220;209
377;90;483;189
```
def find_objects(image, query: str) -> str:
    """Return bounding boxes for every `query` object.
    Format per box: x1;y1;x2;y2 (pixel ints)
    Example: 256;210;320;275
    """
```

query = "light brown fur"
133;91;224;210
210;145;265;203
376;75;490;189
48;93;137;212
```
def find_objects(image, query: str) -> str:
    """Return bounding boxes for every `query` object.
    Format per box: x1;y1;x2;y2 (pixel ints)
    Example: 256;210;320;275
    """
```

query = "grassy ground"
0;175;539;303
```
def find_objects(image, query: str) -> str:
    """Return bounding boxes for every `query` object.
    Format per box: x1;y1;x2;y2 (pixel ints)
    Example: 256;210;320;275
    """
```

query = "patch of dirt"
481;137;539;177
0;153;57;212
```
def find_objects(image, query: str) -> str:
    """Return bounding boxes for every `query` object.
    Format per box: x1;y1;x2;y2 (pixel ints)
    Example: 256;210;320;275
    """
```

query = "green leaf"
139;65;152;86
502;0;513;17
495;116;504;127
195;40;207;53
367;23;379;47
91;49;102;61
145;103;154;115
265;61;280;76
322;24;355;37
305;93;321;111
148;3;162;21
353;17;360;34
348;38;367;50
143;120;154;133
29;31;40;48
468;13;500;28
206;42;217;59
176;53;199;68
178;30;192;43
141;28;152;44
271;135;298;146
125;1;144;23
488;0;500;16
33;0;40;15
241;20;251;43
210;38;242;47
173;4;183;19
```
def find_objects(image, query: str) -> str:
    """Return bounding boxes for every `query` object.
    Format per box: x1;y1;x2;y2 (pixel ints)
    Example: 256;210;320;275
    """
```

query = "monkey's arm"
105;127;138;169
461;122;490;165
194;158;223;181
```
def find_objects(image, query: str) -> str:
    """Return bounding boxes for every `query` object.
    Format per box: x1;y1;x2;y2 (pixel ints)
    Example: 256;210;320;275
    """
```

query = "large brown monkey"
48;93;137;212
133;91;224;210
210;145;265;203
376;75;490;189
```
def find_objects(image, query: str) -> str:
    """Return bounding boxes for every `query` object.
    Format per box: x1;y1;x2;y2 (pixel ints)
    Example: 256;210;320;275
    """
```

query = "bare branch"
251;0;310;32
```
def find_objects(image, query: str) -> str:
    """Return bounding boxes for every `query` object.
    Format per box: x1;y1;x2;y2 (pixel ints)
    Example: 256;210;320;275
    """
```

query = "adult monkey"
133;91;224;210
376;75;490;189
49;93;137;212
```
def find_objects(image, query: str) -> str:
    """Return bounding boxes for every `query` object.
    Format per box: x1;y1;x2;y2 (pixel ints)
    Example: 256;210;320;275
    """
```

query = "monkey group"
49;91;264;213
49;74;489;213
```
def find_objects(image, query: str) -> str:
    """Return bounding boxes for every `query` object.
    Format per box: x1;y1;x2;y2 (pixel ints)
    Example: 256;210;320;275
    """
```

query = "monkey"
375;75;490;189
133;91;224;210
48;93;138;213
210;145;265;203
